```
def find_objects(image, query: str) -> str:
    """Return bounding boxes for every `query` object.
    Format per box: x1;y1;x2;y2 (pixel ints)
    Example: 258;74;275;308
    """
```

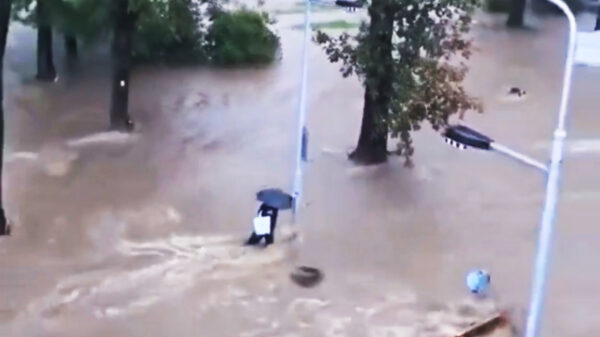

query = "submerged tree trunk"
507;0;526;27
109;0;135;131
0;0;12;236
349;0;394;165
36;0;57;81
350;86;389;164
64;34;77;59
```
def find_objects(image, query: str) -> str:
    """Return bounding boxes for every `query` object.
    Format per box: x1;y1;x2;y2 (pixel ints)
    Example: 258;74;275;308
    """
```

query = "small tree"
12;0;58;80
316;0;482;165
35;0;57;80
0;0;11;235
109;0;136;131
64;34;76;60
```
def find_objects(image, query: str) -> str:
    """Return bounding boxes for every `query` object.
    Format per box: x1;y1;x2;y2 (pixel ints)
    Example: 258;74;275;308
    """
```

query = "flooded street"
1;4;600;337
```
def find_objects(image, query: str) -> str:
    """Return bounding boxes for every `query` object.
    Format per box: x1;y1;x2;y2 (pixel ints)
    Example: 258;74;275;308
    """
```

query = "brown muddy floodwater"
1;5;600;337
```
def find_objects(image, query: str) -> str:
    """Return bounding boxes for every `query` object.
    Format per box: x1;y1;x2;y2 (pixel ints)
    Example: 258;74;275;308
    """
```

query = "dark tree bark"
36;0;57;81
595;6;600;31
350;86;389;164
109;0;136;131
64;34;77;60
0;0;12;236
507;0;526;27
349;0;394;165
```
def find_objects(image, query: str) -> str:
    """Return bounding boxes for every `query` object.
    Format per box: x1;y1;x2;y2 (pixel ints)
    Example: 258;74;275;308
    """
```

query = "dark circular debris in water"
508;87;526;97
290;266;324;288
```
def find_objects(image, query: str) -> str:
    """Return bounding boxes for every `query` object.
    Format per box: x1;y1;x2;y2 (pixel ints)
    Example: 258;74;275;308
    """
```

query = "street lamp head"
334;0;364;10
444;136;468;150
443;124;493;150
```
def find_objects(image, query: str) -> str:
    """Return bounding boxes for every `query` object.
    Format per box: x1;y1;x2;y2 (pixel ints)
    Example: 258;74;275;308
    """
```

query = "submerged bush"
132;4;280;66
133;0;209;64
206;9;280;66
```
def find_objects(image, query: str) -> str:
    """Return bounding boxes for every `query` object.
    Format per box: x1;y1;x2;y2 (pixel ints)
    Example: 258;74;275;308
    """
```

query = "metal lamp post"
291;0;312;218
444;1;600;335
291;0;362;219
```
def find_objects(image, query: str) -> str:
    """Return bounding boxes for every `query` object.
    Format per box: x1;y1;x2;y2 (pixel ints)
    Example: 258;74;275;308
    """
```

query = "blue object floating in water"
466;269;491;294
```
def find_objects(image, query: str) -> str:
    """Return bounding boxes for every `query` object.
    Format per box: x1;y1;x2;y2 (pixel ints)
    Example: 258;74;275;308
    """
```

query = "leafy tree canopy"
317;0;483;162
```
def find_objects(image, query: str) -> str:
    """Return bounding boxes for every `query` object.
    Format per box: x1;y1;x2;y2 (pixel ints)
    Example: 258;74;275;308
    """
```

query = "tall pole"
291;0;311;222
594;6;600;30
524;1;577;336
0;0;12;236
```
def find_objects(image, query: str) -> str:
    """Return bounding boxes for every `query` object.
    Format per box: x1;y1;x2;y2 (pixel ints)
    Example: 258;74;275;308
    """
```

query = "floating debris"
455;312;512;337
508;87;526;97
499;86;528;103
290;266;324;288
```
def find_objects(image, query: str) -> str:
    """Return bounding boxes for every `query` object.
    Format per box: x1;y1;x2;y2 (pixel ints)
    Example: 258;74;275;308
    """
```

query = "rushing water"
1;4;600;337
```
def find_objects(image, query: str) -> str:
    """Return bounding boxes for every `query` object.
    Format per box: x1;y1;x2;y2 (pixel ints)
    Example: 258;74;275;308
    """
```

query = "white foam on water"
43;161;73;177
321;147;345;155
61;289;82;304
568;140;600;153
35;145;80;177
415;166;436;182
324;316;352;337
533;139;600;154
499;94;527;103
288;298;331;327
6;152;40;163
23;229;295;321
166;207;182;223
95;296;160;319
347;164;387;177
66;131;139;148
369;326;417;337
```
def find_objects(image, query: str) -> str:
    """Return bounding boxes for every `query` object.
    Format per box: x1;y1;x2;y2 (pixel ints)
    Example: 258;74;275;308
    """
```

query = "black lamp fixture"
334;0;364;11
443;124;494;151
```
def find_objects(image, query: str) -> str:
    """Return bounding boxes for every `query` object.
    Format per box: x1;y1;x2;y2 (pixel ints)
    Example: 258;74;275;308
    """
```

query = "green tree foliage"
316;0;483;165
485;0;510;13
60;0;214;53
206;9;279;66
132;0;209;64
11;0;279;66
11;0;76;33
11;0;213;58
